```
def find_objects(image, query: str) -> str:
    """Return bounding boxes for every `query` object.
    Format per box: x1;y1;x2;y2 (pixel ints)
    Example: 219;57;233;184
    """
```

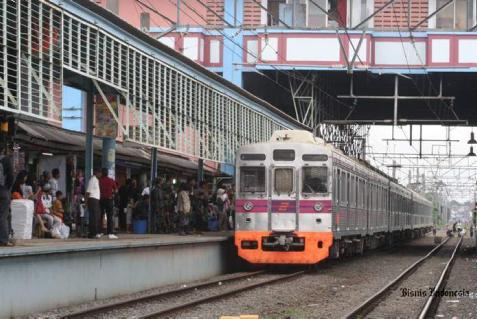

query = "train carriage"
235;130;433;265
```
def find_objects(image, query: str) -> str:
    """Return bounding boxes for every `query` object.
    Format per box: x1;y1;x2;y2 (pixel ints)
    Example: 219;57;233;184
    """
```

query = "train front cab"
235;145;333;265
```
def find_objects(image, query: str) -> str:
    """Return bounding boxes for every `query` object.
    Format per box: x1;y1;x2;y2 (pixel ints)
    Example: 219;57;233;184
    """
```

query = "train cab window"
240;167;266;193
274;168;294;194
240;154;266;161
302;154;328;161
273;149;295;161
302;167;328;194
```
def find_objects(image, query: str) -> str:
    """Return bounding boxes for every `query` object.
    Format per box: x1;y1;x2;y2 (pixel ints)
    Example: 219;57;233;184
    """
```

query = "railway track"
344;235;463;319
63;269;305;319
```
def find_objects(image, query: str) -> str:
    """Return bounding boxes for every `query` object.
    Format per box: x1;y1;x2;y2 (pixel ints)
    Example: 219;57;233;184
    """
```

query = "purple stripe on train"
235;199;268;213
271;200;296;213
299;200;333;213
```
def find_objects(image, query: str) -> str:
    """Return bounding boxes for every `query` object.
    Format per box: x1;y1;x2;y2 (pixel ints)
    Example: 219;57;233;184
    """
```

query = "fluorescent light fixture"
41;152;54;156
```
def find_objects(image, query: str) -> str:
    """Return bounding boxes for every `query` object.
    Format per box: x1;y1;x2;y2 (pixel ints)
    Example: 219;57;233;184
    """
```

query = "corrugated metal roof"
16;121;215;173
73;0;309;131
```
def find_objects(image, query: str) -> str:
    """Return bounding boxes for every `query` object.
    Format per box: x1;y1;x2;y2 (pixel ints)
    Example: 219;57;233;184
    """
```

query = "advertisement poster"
95;95;118;138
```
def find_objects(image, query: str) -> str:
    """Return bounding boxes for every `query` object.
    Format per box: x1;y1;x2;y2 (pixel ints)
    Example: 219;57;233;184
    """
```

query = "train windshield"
274;168;294;194
240;167;266;193
302;167;328;194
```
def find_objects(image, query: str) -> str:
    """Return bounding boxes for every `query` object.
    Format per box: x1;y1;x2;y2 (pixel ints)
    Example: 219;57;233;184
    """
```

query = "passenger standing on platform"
133;194;150;221
0;150;14;246
117;178;131;231
86;168;102;239
177;183;191;236
227;185;236;229
130;179;141;204
99;168;118;239
188;178;198;231
216;187;230;231
150;178;164;233
195;181;209;232
49;168;60;201
163;176;175;233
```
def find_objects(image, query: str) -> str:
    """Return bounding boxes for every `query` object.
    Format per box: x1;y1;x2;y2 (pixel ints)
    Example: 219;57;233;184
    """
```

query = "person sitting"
35;183;61;235
11;171;27;200
52;191;64;221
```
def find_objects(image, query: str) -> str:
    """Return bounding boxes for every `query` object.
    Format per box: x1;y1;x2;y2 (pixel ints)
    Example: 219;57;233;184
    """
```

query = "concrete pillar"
101;137;116;179
85;83;94;186
223;0;244;87
149;147;158;233
197;158;204;183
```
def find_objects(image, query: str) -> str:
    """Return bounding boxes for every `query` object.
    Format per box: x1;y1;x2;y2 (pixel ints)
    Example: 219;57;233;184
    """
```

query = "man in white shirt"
86;168;102;239
49;168;60;201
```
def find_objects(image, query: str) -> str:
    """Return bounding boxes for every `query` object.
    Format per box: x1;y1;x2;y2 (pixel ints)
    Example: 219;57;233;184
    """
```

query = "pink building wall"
96;0;209;28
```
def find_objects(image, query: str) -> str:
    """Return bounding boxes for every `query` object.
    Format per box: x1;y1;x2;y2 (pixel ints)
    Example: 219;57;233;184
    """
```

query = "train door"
270;166;297;232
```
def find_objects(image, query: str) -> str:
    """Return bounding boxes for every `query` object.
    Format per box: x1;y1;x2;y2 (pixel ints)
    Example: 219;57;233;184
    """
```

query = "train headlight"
314;203;323;212
243;201;254;211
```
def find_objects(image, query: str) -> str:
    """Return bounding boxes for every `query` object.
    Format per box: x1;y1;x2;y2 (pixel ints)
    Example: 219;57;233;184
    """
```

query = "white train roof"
270;130;325;144
241;130;432;205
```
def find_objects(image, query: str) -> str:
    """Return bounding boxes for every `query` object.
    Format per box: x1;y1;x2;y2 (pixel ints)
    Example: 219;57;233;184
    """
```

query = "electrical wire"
155;0;354;116
187;0;354;111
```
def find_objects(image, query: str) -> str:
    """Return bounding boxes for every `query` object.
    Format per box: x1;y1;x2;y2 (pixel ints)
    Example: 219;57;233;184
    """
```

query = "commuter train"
235;130;433;264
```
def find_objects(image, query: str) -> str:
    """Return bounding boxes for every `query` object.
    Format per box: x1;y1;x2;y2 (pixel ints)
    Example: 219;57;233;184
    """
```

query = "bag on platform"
51;223;70;239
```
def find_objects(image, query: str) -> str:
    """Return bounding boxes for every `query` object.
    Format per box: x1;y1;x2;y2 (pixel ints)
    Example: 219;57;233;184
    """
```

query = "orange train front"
234;130;433;265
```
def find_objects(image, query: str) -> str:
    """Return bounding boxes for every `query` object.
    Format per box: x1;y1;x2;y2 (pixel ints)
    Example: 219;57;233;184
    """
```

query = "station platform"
0;232;237;318
0;232;233;258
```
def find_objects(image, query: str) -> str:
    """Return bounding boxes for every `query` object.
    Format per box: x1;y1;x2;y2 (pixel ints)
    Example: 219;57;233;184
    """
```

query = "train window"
274;168;294;194
351;176;358;207
240;167;266;193
340;172;348;204
350;176;356;208
302;154;328;161
240;154;266;161
302;167;328;194
360;180;365;208
335;169;340;203
273;149;295;161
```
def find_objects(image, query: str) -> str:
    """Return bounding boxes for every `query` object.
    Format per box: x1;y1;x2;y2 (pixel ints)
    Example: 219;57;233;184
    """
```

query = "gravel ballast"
365;237;458;318
179;235;441;318
29;234;451;319
435;237;477;319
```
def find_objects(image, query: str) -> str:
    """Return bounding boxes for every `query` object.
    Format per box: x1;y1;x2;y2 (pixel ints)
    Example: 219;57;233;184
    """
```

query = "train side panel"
235;130;434;265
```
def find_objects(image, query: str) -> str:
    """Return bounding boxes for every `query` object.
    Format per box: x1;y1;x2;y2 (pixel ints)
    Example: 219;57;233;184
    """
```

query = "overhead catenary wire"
135;0;176;25
170;0;352;125
168;0;354;114
249;0;292;28
187;0;355;110
389;4;447;125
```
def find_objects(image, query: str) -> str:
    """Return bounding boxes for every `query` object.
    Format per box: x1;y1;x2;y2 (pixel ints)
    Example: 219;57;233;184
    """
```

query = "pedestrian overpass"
0;0;306;171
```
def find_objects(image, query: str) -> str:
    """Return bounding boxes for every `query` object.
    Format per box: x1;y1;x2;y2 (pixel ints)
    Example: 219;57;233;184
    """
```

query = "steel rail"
137;270;306;319
343;237;451;319
63;270;267;318
418;235;463;319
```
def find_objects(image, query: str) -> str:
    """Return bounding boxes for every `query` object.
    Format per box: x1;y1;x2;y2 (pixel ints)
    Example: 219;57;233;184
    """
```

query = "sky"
62;86;83;132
